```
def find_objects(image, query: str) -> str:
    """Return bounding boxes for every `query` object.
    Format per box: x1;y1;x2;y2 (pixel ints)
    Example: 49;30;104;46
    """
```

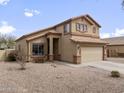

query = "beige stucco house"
103;36;124;57
16;14;106;64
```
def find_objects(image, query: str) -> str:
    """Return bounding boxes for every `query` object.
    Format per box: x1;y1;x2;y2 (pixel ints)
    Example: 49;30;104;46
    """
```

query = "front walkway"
55;61;124;74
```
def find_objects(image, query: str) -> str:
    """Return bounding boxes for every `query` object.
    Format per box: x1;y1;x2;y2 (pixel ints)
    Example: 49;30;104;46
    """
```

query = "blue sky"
0;0;124;38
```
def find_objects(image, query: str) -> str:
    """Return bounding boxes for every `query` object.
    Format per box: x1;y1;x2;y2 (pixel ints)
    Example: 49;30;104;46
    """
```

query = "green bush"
111;71;120;78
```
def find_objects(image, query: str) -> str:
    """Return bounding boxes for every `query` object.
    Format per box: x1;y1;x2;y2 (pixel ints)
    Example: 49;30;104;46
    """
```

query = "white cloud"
24;12;33;17
0;0;10;5
100;33;111;38
24;9;40;17
0;21;16;34
100;28;124;38
112;28;124;37
34;10;40;15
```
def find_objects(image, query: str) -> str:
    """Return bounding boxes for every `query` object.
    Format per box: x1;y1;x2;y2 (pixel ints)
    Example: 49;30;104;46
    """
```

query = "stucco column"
73;44;81;64
103;45;107;60
49;36;53;61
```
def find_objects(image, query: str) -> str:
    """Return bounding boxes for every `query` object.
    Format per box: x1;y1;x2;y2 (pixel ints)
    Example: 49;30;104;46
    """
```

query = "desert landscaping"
0;62;124;93
0;0;124;93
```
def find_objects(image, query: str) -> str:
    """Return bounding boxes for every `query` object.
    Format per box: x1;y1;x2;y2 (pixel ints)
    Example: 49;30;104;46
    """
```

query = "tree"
0;33;16;49
6;35;16;49
122;0;124;8
0;33;7;49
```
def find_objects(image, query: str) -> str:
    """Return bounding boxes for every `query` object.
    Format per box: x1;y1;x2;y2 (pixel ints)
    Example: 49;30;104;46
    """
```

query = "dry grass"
0;62;124;93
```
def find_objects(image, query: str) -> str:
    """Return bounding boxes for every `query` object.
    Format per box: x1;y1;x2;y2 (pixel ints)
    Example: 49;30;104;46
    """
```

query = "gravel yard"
0;62;124;93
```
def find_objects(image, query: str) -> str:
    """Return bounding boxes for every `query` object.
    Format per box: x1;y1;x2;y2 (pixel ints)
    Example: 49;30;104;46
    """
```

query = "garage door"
81;47;103;62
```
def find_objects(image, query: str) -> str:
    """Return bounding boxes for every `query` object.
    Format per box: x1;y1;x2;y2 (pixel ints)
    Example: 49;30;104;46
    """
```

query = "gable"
85;15;101;27
72;15;101;28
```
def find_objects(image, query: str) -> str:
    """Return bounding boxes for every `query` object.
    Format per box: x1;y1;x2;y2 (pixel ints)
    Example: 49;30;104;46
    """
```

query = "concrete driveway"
56;61;124;74
88;61;124;74
106;57;124;64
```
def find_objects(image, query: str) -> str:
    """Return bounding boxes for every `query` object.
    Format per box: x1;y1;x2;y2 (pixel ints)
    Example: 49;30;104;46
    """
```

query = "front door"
53;38;59;60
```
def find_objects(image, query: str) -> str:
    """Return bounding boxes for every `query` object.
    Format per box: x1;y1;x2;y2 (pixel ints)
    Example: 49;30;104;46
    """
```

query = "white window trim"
76;23;88;32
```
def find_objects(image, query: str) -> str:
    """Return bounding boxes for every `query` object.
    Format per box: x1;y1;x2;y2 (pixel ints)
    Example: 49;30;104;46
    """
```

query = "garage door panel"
81;47;103;62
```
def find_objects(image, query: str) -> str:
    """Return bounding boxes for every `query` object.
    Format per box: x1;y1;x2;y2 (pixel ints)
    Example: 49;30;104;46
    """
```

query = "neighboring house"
103;36;124;57
16;14;106;64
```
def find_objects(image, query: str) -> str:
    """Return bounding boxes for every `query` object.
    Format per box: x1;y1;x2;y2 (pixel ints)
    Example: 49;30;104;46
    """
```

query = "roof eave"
70;39;107;44
16;14;101;41
85;14;101;28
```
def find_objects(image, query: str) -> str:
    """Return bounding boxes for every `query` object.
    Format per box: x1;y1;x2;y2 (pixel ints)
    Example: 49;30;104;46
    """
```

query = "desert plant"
16;53;26;70
7;52;16;61
18;61;26;70
111;70;120;78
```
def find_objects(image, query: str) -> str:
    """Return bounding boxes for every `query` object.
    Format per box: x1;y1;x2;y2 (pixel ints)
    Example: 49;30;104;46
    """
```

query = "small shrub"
16;55;26;70
7;52;16;61
111;70;120;78
0;48;4;50
18;61;26;70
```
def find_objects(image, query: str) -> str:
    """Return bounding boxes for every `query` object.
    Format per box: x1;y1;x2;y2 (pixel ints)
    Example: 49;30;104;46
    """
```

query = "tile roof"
102;36;124;45
16;14;101;41
70;36;107;44
26;30;61;41
45;30;62;35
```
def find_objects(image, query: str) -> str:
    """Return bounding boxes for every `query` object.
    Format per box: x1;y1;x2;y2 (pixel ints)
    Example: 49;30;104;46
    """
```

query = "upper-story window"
93;26;96;33
76;23;87;32
32;43;44;56
64;23;70;33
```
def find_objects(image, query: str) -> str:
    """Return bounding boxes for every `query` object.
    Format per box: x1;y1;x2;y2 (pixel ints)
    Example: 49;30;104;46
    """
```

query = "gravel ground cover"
0;62;124;93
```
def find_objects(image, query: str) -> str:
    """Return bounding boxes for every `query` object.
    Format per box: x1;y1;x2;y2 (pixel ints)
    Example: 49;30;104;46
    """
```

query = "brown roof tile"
102;36;124;45
26;31;61;41
71;36;107;44
16;14;101;41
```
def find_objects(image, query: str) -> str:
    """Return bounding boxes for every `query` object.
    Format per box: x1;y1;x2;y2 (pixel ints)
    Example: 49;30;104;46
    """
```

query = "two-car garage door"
81;47;103;63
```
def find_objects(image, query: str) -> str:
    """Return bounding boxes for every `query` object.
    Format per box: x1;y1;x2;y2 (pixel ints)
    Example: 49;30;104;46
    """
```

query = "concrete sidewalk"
55;61;124;74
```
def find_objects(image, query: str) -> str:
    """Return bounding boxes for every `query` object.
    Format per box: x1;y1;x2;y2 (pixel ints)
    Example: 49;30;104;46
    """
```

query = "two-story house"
16;14;106;64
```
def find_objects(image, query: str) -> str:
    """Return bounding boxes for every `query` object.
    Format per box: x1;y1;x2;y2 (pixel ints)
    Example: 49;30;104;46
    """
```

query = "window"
32;43;44;56
83;24;87;32
76;23;80;31
76;23;87;32
93;27;96;33
64;23;70;33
